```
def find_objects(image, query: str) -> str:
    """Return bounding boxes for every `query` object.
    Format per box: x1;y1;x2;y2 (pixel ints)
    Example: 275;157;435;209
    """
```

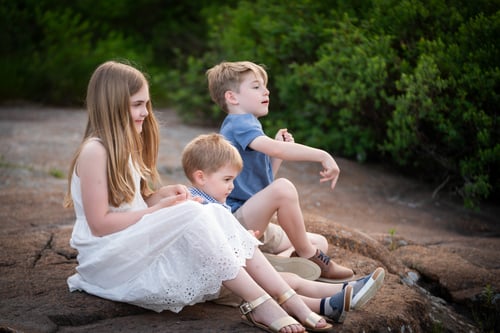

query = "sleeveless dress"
67;161;260;313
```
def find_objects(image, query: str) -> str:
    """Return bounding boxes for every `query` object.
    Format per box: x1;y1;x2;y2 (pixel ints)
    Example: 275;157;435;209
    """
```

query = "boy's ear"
193;170;205;184
225;90;238;105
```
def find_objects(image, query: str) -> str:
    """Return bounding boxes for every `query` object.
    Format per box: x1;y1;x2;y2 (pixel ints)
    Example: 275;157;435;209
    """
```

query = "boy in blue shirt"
205;61;356;283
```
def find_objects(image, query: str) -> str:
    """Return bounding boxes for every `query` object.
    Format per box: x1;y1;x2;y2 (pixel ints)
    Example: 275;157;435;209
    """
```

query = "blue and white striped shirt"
189;187;232;212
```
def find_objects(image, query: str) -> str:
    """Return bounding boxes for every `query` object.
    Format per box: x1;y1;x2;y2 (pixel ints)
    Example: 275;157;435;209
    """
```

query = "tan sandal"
240;294;304;333
277;289;333;332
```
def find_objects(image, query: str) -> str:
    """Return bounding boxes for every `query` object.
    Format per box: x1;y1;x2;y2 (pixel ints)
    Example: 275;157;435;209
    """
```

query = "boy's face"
230;72;269;117
195;163;239;203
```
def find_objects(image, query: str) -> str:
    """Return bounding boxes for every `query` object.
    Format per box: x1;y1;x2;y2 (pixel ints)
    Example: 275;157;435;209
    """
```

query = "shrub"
277;14;395;161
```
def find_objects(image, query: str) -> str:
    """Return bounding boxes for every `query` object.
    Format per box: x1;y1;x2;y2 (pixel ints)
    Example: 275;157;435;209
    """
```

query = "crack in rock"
31;233;53;267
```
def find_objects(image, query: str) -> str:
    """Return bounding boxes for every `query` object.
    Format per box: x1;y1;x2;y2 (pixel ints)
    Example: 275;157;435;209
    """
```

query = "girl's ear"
225;90;238;105
193;170;205;185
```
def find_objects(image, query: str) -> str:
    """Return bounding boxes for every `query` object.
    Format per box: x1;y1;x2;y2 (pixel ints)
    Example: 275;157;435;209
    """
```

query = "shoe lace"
316;250;331;265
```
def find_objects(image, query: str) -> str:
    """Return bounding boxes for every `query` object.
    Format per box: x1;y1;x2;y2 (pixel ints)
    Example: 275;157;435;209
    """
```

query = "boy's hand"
248;229;261;239
275;128;294;143
320;156;340;190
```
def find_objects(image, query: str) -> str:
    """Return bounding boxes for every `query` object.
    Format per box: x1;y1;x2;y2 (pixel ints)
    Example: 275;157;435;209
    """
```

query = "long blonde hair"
64;60;161;208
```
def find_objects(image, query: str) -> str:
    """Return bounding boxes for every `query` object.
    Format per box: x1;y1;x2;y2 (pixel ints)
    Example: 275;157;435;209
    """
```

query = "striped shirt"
189;187;231;212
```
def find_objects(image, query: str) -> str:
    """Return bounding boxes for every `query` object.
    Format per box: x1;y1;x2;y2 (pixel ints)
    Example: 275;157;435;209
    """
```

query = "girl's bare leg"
279;272;343;312
244;249;330;330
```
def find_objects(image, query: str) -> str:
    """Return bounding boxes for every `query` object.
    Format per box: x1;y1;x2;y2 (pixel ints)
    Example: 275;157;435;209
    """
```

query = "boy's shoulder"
222;113;261;129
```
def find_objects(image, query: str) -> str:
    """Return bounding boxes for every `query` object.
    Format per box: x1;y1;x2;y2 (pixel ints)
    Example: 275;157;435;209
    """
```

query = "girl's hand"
158;193;189;208
158;184;190;200
155;184;198;208
190;195;204;203
275;128;294;143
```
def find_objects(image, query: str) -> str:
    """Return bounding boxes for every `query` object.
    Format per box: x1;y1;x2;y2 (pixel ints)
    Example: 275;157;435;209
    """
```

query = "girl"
64;60;336;333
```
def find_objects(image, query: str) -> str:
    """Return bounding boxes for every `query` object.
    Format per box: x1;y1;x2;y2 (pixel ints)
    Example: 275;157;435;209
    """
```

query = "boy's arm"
269;129;294;176
249;134;340;189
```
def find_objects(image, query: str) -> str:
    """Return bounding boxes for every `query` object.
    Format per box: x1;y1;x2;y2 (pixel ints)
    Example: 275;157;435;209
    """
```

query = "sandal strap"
304;312;324;328
276;289;297;305
269;316;301;331
239;294;272;315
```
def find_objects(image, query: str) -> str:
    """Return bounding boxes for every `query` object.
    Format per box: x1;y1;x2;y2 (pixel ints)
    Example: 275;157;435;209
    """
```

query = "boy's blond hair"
206;61;268;113
182;133;243;182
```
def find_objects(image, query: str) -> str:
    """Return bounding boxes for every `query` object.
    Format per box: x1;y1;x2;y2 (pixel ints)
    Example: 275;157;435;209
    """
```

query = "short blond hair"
182;133;243;182
206;61;268;113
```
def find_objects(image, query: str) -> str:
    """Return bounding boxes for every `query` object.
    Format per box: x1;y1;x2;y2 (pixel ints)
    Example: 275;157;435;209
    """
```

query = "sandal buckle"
239;302;252;315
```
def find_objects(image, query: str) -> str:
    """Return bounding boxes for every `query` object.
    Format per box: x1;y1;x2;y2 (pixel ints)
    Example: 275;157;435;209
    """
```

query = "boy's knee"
272;178;298;199
310;233;328;252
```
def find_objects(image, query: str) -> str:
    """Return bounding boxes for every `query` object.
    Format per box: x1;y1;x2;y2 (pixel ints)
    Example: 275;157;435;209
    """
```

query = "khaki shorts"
233;208;286;254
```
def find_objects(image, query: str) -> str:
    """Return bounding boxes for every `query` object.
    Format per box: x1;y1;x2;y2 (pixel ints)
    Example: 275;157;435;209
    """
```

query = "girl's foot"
240;293;305;333
278;289;333;332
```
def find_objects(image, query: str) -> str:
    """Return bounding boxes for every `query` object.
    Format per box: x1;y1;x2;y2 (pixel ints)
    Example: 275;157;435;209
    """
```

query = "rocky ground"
0;106;499;332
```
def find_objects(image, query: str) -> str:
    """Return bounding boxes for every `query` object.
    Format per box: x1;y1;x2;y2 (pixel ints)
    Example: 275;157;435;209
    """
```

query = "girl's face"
129;84;150;133
232;72;269;117
198;163;239;203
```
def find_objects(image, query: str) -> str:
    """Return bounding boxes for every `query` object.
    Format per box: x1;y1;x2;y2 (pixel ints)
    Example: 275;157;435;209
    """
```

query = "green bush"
277;14;395;161
161;53;220;125
166;0;498;207
173;0;339;125
381;10;500;207
33;8;153;104
0;0;216;105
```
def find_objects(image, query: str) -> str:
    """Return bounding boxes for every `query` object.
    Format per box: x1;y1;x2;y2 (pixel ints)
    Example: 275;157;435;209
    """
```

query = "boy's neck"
190;186;222;204
227;109;258;118
189;186;232;212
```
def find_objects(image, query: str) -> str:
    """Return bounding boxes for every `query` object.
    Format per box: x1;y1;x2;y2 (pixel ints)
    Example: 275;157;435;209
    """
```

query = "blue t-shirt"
220;114;273;212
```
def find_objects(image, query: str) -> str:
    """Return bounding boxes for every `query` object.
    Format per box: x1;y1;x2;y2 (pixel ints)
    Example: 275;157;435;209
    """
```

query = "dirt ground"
0;106;499;332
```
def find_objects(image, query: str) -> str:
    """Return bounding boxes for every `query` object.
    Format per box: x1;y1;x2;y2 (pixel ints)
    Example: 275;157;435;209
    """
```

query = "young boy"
181;132;320;281
181;133;385;320
206;61;354;282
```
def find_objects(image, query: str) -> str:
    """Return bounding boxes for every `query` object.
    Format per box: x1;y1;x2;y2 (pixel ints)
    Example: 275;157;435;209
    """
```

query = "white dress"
67;162;260;313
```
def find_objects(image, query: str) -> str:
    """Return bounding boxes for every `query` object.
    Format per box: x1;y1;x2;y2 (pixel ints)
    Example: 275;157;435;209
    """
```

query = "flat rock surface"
0;107;499;332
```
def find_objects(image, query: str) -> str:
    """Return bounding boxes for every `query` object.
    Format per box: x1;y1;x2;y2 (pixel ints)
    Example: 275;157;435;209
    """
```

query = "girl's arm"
78;141;188;237
249;134;340;189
